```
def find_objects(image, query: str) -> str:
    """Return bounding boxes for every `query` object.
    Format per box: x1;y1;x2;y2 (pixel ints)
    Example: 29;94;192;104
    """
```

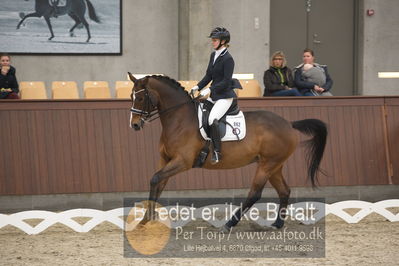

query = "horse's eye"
138;97;144;102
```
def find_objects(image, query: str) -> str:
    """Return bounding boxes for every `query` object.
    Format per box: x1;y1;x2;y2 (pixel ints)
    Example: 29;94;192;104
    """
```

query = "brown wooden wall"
0;97;397;196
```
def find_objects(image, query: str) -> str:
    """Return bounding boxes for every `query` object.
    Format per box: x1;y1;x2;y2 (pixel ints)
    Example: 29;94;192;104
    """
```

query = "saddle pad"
49;0;67;7
197;103;246;142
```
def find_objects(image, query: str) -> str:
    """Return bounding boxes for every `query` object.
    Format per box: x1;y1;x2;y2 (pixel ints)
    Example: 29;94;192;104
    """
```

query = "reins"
130;89;201;123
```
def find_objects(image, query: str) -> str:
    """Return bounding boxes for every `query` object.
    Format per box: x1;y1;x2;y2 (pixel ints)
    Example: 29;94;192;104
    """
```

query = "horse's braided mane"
149;75;190;96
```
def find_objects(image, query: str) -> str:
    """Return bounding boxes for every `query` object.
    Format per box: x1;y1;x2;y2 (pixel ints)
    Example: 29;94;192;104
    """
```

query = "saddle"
197;99;246;141
49;0;67;7
193;99;246;168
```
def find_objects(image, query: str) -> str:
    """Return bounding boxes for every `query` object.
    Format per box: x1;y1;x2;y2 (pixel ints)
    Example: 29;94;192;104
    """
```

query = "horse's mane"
149;75;190;97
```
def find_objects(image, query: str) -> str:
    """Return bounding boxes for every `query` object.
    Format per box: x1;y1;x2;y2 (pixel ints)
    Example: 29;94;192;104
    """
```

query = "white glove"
190;85;199;94
199;87;211;97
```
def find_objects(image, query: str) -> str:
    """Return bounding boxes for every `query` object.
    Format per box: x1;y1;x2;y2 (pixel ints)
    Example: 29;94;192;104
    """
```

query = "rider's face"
211;38;222;50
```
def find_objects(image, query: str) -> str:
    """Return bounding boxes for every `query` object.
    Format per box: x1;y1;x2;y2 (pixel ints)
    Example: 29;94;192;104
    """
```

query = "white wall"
186;0;270;85
360;0;399;95
212;0;270;84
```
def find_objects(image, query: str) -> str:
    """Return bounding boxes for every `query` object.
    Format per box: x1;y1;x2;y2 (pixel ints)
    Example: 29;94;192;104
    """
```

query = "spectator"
0;54;19;99
294;48;333;96
263;51;301;96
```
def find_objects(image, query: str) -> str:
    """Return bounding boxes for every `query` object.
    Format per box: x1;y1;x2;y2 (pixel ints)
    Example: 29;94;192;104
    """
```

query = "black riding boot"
210;119;222;164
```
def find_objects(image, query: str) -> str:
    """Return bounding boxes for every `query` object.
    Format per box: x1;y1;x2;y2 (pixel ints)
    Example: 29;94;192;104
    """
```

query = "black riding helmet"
208;27;230;44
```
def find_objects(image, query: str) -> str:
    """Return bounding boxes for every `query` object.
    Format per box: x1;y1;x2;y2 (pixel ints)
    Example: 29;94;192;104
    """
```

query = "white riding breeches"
207;97;234;125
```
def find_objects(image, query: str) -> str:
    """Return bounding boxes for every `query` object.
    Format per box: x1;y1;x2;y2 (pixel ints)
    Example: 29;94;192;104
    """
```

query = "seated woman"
294;48;333;96
0;54;19;99
263;51;301;96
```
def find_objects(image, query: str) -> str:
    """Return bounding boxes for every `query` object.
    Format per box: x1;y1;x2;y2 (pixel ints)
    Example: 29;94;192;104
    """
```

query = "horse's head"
128;73;159;131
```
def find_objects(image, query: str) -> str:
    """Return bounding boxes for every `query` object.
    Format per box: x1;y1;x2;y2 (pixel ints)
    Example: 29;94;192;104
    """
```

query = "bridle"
130;88;158;128
130;87;199;126
130;88;156;116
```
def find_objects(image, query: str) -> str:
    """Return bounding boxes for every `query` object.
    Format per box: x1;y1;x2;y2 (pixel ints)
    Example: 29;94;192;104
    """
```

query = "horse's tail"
291;119;327;188
85;0;100;23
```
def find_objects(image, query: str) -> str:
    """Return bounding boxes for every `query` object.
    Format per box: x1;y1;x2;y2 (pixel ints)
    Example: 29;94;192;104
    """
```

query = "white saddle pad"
49;0;67;7
197;103;246;142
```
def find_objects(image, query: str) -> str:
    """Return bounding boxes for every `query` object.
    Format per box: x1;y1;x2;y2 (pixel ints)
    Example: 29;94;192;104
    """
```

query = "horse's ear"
127;72;137;83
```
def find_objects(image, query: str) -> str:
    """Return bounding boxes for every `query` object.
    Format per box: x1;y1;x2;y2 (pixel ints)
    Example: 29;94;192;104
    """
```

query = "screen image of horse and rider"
0;0;121;54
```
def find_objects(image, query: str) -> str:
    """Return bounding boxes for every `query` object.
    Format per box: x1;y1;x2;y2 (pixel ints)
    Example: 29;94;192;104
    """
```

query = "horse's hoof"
70;32;75;37
48;36;54;41
271;221;284;229
139;218;149;225
220;224;231;233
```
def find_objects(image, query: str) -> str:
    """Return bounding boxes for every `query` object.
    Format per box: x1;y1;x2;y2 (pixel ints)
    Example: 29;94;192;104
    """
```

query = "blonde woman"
263;51;301;96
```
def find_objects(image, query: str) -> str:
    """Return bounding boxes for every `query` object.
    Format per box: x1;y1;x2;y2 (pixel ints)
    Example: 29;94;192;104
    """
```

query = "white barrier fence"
0;200;398;235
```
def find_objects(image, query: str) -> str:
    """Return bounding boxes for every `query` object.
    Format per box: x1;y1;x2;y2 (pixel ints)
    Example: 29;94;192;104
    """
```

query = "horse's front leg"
44;16;55;40
16;12;41;29
140;156;187;224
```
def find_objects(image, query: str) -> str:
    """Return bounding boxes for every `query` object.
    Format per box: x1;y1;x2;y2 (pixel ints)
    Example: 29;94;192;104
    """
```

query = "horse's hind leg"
269;166;291;229
44;16;55;40
16;12;41;29
224;161;277;232
79;17;91;42
68;13;81;37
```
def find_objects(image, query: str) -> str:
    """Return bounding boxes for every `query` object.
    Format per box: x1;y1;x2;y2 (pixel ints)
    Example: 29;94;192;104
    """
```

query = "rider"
190;27;237;165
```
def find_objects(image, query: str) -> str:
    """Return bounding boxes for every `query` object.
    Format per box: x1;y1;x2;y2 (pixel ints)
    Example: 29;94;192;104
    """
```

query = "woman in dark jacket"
294;48;333;96
0;54;19;99
263;51;301;96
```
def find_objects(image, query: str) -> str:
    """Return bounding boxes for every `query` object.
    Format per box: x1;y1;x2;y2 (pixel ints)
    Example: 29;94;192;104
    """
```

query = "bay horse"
16;0;100;42
128;73;327;231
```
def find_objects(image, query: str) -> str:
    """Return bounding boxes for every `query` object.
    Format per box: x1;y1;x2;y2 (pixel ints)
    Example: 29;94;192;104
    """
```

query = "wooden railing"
0;96;398;195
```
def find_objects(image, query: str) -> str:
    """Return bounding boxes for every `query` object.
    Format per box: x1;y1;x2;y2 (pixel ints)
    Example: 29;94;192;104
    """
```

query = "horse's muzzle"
132;123;141;131
132;118;145;131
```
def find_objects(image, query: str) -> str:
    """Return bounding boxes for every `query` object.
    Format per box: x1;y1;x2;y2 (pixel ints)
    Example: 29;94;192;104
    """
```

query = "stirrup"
211;151;221;164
